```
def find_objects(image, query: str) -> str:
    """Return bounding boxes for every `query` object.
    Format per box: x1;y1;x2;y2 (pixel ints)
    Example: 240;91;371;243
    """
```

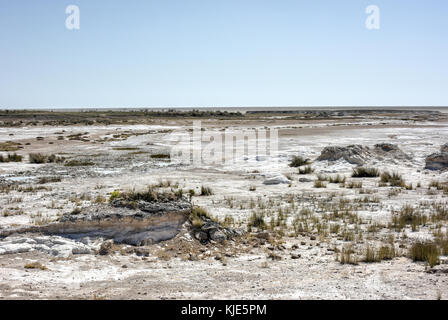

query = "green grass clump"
248;212;266;230
0;141;20;152
380;171;405;187
24;262;47;270
314;180;326;188
113;147;140;151
64;160;94;167
29;153;48;164
200;185;213;196
189;207;213;228
392;205;427;231
109;190;121;202
428;180;448;192
108;185;184;203
150;154;171;159
346;181;362;189
339;246;358;265
29;153;65;164
328;174;346;184
190;207;213;228
0;153;23;162
289;156;310;168
363;245;395;263
37;176;62;184
298;165;314;174
409;242;440;268
352;167;380;178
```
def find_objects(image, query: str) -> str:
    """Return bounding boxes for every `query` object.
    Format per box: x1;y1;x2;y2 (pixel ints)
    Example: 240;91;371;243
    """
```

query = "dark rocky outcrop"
0;199;192;246
193;217;243;243
424;143;448;171
440;143;448;153
425;152;448;171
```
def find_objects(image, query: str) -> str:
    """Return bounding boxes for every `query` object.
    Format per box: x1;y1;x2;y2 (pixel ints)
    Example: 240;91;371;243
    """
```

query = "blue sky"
0;0;447;108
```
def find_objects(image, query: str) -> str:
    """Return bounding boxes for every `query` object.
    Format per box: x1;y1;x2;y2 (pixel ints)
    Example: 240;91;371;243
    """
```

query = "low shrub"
29;153;65;164
24;262;47;270
248;212;266;230
150;154;171;159
289;156;310;168
409;242;440;268
363;245;395;263
381;171;405;187
200;185;213;196
64;160;94;167
352;167;380;178
298;165;314;174
0;153;23;162
314;180;326;188
108;186;183;203
328;174;346;184
37;176;62;184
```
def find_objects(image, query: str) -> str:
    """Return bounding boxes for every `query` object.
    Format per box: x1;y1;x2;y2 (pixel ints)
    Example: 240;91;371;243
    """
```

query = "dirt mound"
373;143;411;160
316;145;371;165
316;143;410;165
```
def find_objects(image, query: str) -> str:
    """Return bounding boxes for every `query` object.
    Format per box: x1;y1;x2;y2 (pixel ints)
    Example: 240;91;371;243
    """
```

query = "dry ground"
0;109;448;299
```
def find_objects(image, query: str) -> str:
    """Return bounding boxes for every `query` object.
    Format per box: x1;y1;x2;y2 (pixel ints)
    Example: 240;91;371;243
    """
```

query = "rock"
72;247;93;255
209;229;226;242
425;152;448;171
230;228;245;237
98;240;114;255
441;143;448;153
316;145;371;165
201;221;220;232
291;254;301;259
256;231;270;240
374;143;399;152
133;248;150;256
299;178;312;182
263;175;291;185
268;253;281;261
194;231;208;242
191;217;244;244
0;235;94;258
0;201;190;247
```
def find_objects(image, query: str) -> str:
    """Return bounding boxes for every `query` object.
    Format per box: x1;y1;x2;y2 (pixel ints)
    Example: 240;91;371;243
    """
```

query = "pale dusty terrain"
0;111;448;300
